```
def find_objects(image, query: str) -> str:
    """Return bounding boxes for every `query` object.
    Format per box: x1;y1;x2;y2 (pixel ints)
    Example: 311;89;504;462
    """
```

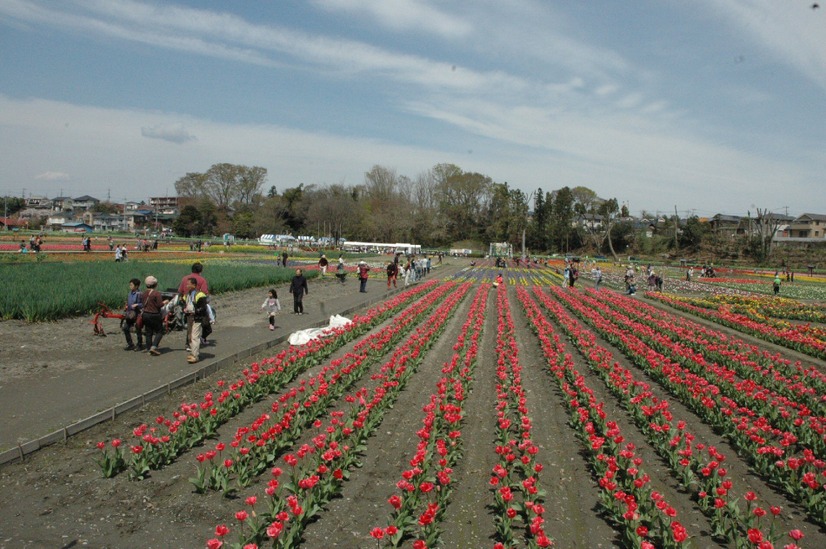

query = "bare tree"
754;207;783;259
236;166;267;207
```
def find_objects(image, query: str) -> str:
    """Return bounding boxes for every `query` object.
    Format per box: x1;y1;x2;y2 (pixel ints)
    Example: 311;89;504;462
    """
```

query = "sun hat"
145;275;158;287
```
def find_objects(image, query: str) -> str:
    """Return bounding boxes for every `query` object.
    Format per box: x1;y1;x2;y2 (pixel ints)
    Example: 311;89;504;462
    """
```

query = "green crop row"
0;260;309;322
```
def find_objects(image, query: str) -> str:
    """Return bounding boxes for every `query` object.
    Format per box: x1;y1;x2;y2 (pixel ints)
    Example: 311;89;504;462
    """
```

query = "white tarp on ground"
288;314;352;346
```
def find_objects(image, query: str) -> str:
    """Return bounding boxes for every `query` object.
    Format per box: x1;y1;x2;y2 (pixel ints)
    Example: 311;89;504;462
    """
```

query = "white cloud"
141;123;197;144
34;171;70;181
2;93;817;215
310;0;473;37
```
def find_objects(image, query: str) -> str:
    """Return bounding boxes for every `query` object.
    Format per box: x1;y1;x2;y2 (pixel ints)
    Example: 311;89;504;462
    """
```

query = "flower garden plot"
2;278;826;548
205;282;472;548
96;281;439;479
546;285;826;537
373;284;490;547
586;290;826;418
525;287;783;547
648;292;826;360
189;282;460;495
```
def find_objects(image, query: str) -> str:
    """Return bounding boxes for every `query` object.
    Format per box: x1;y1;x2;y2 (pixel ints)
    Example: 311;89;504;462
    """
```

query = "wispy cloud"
310;0;473;37
34;171;70;181
141;123;196;144
696;0;826;91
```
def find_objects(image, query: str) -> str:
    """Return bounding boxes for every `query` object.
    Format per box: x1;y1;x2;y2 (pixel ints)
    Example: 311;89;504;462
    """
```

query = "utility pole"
673;205;679;248
521;190;535;261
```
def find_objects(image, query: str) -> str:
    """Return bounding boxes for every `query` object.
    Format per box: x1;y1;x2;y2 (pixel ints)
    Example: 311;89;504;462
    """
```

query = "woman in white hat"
357;261;370;293
140;275;167;355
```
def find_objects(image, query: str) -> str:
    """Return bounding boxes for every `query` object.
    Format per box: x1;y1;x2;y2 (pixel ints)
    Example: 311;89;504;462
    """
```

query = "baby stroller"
161;289;186;333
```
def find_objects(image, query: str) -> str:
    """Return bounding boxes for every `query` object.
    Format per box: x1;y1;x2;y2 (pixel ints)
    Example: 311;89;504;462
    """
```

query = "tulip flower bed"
524;287;783;547
96;281;439;479
4;275;826;548
206;282;472;548
375;283;489;547
681;295;826;324
190;282;458;494
551;286;826;527
648;292;826;360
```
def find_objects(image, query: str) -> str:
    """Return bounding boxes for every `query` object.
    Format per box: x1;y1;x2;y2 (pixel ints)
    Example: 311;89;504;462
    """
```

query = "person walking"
261;289;282;330
122;278;144;351
282;251;288;268
335;257;346;284
181;277;209;364
594;266;603;291
358;261;370;293
289;268;308;314
177;262;209;296
140;275;167;356
386;260;398;289
178;262;209;351
318;254;329;277
773;273;782;296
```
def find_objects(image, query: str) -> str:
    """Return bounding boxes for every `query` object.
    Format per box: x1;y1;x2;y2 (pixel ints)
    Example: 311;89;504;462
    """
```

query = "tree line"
170;162;729;258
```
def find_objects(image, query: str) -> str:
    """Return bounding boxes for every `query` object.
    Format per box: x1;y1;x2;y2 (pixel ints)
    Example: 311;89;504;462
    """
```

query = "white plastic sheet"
288;314;352;346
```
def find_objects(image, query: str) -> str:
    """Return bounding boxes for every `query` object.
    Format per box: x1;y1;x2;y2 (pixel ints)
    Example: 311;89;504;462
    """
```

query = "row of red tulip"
490;285;553;548
589;290;826;450
191;282;459;495
374;283;490;548
649;293;826;361
518;286;693;548
561;287;826;525
556;286;819;540
207;282;473;549
532;287;788;548
96;281;439;479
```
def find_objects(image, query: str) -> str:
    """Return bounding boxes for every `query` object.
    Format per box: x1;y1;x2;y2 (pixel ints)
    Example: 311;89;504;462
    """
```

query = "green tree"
91;201;120;214
549;187;575;253
173;205;202;237
2;196;26;217
280;184;307;232
678;215;710;251
485;182;512;244
174;172;209;200
528;189;550;251
231;211;256;239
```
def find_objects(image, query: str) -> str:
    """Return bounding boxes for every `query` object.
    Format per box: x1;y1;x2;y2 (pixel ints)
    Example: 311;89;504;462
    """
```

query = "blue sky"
1;0;824;218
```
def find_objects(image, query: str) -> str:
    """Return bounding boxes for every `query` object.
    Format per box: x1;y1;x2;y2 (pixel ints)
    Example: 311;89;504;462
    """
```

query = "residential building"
149;196;179;212
709;214;746;239
52;196;74;211
71;195;100;210
787;213;826;239
25;195;52;209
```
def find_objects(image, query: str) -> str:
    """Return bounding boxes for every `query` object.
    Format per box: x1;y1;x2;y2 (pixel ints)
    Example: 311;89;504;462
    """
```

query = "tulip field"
1;260;825;548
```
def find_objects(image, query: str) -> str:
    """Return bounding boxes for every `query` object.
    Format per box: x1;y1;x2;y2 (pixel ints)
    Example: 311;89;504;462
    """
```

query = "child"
122;278;143;351
261;289;281;330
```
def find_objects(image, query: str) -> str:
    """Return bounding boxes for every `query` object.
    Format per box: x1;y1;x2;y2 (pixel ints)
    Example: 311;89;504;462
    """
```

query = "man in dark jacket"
289;268;308;314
